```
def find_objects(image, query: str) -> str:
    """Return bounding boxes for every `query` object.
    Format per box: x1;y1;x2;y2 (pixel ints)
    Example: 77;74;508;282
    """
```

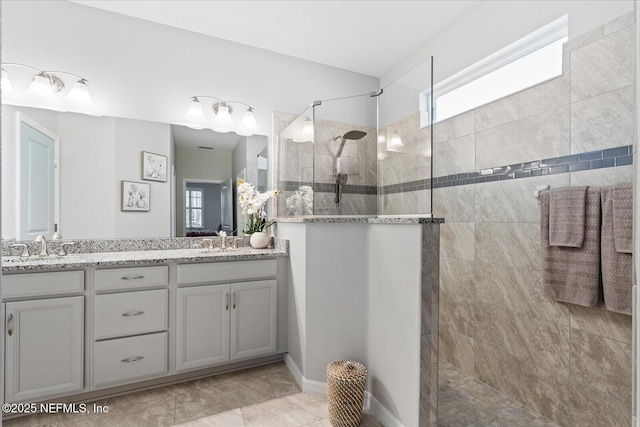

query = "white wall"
382;0;635;87
304;224;369;382
276;222;307;374
58;113;116;238
279;221;424;425
114;118;172;237
2;1;379;137
368;224;422;427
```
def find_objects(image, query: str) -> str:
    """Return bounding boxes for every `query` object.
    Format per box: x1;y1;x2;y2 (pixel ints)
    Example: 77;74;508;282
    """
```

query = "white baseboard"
284;354;303;390
283;355;404;427
367;393;404;427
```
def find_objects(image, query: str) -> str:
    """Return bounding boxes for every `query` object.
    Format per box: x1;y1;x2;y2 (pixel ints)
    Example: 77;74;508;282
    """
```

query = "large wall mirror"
1;104;268;240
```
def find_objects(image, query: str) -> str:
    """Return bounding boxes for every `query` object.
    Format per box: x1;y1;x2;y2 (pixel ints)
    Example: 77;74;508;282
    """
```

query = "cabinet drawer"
3;270;84;299
94;289;168;340
177;260;277;285
95;266;168;291
93;332;167;388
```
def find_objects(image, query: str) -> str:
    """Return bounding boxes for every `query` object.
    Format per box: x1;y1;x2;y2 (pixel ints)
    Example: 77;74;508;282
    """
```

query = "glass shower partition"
377;56;434;216
310;94;378;216
277;107;315;216
277;94;378;216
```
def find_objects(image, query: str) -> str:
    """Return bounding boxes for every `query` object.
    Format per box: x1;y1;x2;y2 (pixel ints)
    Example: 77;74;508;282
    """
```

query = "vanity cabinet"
3;271;85;403
176;280;277;372
2;256;285;406
92;266;169;389
176;260;278;372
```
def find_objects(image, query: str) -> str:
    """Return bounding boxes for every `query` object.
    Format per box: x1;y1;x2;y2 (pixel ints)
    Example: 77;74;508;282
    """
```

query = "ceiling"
72;0;480;78
172;125;243;151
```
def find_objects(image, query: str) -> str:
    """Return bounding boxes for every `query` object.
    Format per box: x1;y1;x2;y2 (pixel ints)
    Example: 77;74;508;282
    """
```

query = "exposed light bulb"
212;103;233;133
237;107;257;136
1;68;13;92
389;131;403;148
28;73;54;97
185;97;205;123
67;79;91;105
377;133;386;144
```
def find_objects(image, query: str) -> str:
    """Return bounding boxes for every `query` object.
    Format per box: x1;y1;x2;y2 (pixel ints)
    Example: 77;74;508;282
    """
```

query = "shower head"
334;130;368;159
342;130;367;140
334;130;367;142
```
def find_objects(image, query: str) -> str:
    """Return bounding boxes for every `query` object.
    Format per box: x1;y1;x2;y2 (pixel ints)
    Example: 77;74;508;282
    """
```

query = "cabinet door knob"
121;310;145;317
233;291;237;309
120;356;144;363
7;313;13;336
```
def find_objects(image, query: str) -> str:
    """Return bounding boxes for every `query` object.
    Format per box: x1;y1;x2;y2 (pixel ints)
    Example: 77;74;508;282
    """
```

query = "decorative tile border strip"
282;146;633;196
281;180;378;195
380;145;633;194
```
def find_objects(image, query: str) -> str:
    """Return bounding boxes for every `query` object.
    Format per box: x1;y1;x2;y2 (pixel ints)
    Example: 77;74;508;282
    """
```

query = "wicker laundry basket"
327;360;368;427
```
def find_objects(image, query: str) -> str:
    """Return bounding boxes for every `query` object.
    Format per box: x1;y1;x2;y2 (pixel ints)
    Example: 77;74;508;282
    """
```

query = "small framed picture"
121;181;150;212
142;151;167;182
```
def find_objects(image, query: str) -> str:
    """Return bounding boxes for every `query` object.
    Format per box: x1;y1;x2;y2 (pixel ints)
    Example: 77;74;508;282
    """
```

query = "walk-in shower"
333;130;367;212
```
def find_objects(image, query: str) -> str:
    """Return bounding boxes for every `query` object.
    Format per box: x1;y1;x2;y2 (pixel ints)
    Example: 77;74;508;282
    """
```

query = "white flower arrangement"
237;179;281;234
286;185;314;215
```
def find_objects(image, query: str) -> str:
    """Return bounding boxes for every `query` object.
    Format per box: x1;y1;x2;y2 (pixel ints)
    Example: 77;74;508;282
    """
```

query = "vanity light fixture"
1;63;92;105
302;117;314;138
185;96;258;136
389;130;404;148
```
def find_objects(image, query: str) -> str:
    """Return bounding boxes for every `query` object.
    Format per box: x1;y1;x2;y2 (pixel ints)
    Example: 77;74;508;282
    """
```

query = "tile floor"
437;361;561;427
3;362;382;427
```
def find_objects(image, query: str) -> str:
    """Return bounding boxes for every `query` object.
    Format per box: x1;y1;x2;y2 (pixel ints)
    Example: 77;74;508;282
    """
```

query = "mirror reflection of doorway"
17;113;60;240
183;179;232;237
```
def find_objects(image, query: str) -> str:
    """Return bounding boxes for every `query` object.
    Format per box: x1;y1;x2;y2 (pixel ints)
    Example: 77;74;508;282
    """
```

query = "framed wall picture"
142;151;167;182
121;180;150;211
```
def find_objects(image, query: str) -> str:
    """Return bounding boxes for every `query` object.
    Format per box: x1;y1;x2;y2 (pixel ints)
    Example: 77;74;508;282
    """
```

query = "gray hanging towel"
549;186;588;247
612;182;633;254
602;184;633;315
541;188;602;307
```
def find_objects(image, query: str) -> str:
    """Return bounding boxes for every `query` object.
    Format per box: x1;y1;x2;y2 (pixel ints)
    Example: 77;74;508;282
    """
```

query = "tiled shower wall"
275;112;377;216
378;111;432;214
434;12;635;427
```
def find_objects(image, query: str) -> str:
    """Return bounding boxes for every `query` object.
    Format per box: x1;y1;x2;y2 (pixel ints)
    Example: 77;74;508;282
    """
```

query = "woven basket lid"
327;360;367;381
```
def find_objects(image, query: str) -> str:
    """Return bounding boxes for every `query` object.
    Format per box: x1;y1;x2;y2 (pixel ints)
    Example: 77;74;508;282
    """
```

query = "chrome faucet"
219;231;228;249
34;235;49;257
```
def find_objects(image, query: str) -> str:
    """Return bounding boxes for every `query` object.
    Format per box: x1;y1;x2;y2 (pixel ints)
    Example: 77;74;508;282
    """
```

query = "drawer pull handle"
7;313;13;336
121;275;145;280
233;291;237;309
121;310;145;317
225;293;230;310
121;356;144;363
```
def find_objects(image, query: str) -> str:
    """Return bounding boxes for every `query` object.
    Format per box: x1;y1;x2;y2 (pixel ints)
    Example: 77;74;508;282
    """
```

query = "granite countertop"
2;246;288;273
275;215;445;224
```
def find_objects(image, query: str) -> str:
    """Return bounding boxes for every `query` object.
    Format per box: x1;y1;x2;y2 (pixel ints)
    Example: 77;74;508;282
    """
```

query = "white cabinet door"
5;296;84;402
231;280;277;360
176;284;230;372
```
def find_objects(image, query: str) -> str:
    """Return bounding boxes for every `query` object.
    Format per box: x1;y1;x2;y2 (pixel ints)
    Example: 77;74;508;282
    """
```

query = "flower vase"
250;231;271;249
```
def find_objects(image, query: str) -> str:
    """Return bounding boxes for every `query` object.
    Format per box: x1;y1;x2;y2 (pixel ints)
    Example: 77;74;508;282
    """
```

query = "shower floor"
437;362;561;427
